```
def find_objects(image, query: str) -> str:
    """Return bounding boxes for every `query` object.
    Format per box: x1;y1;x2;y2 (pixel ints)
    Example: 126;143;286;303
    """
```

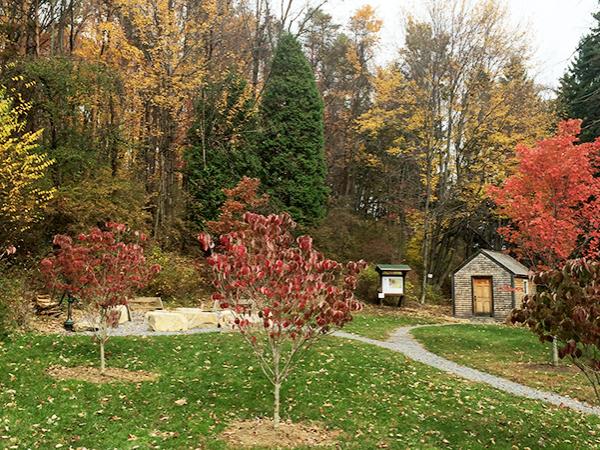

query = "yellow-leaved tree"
76;0;219;240
0;88;54;242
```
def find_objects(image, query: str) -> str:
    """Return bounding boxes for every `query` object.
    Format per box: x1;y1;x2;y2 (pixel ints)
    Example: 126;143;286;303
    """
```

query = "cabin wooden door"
472;277;493;315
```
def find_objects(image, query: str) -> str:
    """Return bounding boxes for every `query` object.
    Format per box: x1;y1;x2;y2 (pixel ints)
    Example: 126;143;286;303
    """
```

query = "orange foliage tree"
488;119;600;269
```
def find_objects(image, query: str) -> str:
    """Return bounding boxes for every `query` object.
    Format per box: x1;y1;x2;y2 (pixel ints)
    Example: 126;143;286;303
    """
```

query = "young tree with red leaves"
41;223;160;372
511;259;600;402
199;212;365;425
488;119;600;269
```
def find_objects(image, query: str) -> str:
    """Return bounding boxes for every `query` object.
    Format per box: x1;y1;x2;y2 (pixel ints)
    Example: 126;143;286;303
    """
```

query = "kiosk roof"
375;264;412;273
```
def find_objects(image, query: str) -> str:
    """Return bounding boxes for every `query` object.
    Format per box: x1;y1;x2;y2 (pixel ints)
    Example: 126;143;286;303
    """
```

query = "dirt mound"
220;418;341;449
47;365;158;383
520;362;575;374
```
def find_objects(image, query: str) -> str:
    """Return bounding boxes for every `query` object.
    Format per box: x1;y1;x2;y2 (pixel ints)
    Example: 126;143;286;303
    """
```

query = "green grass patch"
1;333;599;449
412;324;597;405
344;311;441;340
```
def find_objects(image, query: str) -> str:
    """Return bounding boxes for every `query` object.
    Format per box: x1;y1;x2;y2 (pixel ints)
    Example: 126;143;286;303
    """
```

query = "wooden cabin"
452;249;532;320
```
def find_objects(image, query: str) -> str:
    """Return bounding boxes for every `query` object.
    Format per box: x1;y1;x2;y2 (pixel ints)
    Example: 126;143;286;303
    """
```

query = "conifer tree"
559;11;600;142
258;33;328;225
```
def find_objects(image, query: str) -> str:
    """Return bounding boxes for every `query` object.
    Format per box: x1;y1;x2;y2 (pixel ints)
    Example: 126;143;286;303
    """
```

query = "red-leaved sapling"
199;212;365;425
511;259;600;402
41;222;160;372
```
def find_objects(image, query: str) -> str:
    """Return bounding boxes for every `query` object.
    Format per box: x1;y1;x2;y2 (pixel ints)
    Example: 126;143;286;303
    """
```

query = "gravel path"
334;325;600;417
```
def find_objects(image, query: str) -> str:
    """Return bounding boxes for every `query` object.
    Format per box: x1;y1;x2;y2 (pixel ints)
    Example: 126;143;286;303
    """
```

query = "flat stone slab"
73;320;99;332
219;310;235;326
116;304;130;324
174;308;219;328
147;311;188;332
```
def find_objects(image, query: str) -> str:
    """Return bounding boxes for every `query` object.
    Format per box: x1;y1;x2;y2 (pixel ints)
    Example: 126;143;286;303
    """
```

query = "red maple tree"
199;212;365;425
41;222;160;372
488;119;600;269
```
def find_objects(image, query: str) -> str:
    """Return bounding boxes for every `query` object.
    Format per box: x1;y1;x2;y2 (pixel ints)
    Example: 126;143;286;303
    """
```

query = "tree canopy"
0;88;54;243
489;120;600;269
258;32;328;225
559;10;600;142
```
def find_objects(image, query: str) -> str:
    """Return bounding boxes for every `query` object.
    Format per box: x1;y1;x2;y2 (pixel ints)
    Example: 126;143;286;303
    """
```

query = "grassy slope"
2;333;600;449
412;324;597;405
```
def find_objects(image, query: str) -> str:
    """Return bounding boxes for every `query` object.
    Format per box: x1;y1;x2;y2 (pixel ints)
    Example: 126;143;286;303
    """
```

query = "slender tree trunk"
34;0;41;56
420;239;430;304
57;0;67;55
251;0;263;95
69;0;75;54
98;311;108;374
274;381;281;426
420;159;433;304
552;337;559;367
100;340;106;373
200;90;207;169
273;346;281;426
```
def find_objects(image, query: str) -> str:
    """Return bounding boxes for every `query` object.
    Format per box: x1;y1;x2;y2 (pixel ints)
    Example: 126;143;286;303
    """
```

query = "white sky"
323;0;598;89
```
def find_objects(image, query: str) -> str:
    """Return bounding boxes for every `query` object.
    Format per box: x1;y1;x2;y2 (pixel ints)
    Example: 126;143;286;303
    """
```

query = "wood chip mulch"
47;365;158;384
220;418;341;449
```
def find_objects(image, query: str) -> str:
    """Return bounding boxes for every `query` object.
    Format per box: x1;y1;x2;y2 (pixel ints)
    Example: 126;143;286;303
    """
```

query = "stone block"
174;308;219;328
115;304;130;324
218;309;236;327
73;305;129;332
73;320;98;332
147;311;188;332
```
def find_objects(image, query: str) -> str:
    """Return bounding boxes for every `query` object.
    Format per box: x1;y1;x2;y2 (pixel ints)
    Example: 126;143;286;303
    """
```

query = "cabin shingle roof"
479;249;530;276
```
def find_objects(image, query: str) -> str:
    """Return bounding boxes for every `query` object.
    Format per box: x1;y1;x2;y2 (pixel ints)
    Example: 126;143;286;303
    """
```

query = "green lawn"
2;333;600;449
412;324;597;405
343;310;442;340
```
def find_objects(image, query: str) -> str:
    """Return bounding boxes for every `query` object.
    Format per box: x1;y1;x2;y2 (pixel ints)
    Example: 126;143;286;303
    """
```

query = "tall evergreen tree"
258;32;328;225
559;11;600;142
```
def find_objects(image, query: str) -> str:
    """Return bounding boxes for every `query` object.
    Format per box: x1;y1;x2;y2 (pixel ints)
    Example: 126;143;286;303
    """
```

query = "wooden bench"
34;294;61;316
128;297;164;313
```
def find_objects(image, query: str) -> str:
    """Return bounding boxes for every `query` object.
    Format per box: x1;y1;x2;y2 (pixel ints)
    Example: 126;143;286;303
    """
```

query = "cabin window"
523;280;529;295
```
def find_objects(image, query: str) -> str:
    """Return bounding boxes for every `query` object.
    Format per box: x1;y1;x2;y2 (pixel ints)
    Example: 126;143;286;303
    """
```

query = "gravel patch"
334;325;600;417
63;312;222;337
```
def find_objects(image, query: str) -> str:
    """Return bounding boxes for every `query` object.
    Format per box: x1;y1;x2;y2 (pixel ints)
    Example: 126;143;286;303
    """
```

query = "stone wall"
453;253;513;320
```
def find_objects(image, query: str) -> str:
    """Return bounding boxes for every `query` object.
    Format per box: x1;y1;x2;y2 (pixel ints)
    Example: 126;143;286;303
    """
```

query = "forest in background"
2;0;597;304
